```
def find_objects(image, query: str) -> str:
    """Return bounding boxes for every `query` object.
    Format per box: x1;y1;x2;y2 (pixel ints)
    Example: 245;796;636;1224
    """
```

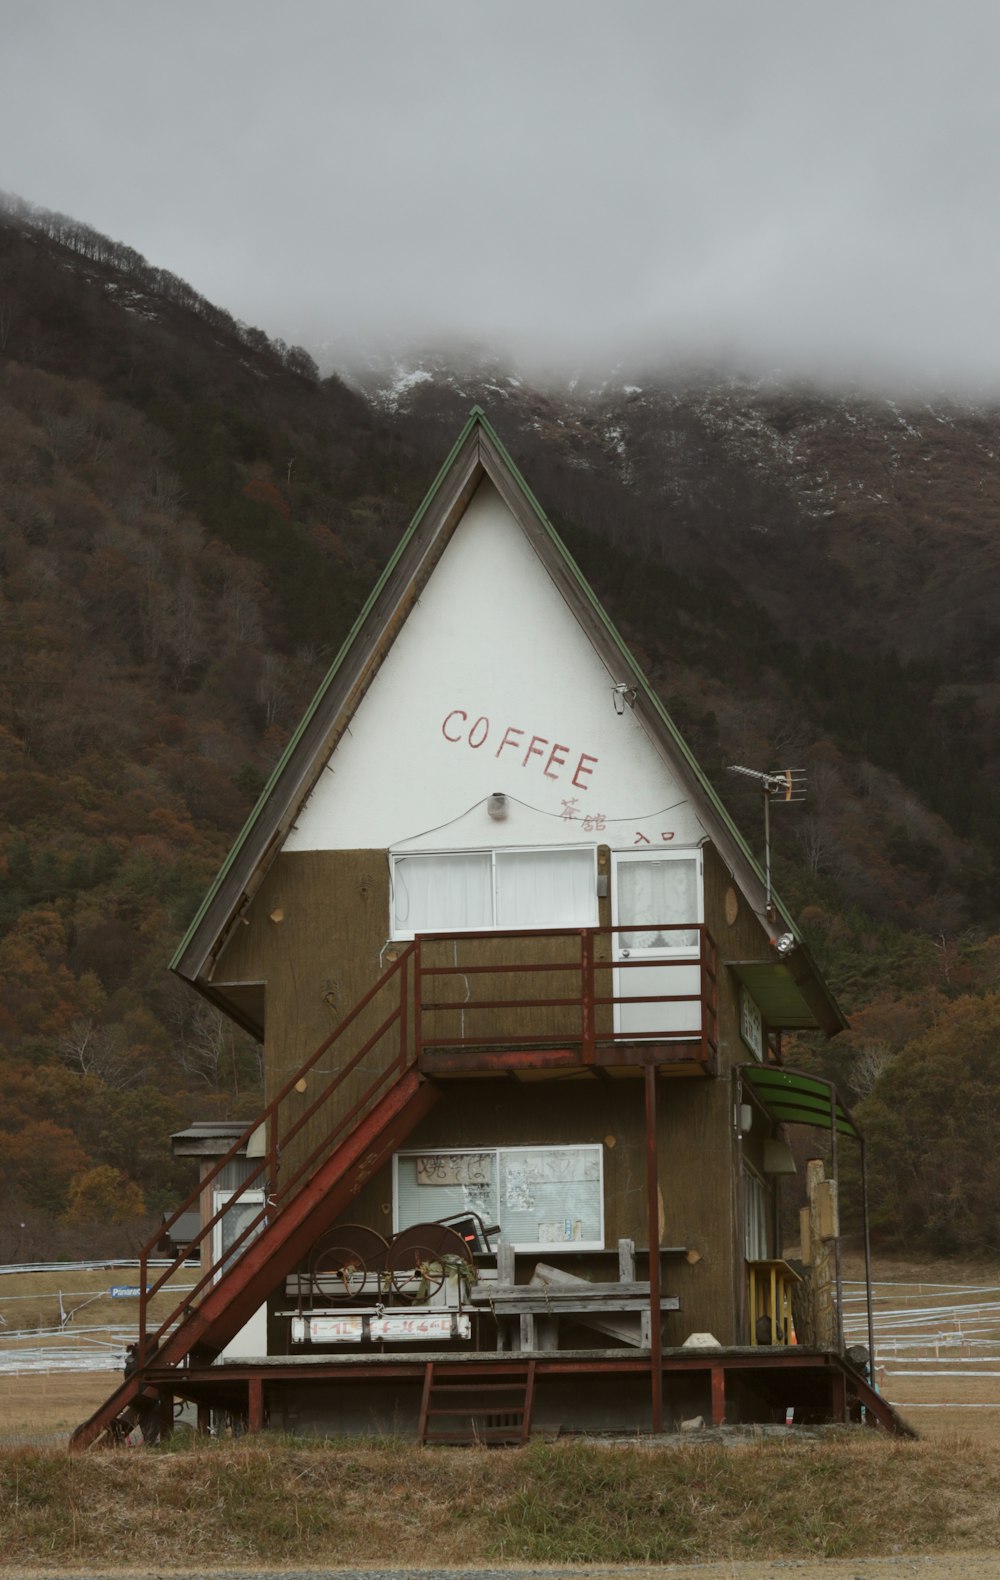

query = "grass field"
2;1433;1000;1569
3;1256;1000;1568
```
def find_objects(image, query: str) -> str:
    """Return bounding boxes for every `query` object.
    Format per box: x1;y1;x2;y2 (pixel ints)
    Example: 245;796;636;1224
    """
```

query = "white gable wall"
285;480;707;855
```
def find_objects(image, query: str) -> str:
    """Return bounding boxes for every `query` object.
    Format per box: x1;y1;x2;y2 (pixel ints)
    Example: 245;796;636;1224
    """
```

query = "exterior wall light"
612;682;637;715
487;792;509;821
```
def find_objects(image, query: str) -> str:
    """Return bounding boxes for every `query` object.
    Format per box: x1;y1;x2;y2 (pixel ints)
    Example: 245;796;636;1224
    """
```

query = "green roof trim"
742;1065;859;1141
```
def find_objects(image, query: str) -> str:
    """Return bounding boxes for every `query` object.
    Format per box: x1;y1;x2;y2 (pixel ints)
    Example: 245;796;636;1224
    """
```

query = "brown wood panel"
217;842;755;1343
657;1075;740;1341
703;844;774;1076
419;931;586;1050
335;1071;742;1343
215;850;403;1188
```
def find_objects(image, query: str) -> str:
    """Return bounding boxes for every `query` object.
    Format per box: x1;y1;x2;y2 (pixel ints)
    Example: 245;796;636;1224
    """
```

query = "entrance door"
212;1188;268;1358
611;850;703;1038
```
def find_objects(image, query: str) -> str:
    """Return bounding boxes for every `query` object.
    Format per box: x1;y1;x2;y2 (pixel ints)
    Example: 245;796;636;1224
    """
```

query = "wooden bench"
469;1240;680;1352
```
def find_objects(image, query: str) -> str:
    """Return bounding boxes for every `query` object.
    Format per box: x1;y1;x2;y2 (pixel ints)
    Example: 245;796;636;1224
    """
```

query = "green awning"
741;1065;860;1141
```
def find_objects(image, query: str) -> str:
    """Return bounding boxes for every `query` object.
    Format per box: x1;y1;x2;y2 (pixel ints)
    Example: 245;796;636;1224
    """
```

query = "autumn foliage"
2;194;1000;1256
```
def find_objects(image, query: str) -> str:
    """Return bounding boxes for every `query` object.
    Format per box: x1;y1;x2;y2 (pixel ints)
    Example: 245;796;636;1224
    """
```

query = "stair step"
418;1358;535;1445
428;1381;528;1395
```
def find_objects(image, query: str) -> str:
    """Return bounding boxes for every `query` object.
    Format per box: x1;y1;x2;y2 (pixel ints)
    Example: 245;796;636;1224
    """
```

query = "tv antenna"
727;765;807;920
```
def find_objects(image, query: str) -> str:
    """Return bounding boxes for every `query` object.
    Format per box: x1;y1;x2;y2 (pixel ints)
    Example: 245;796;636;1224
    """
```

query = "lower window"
743;1165;768;1261
393;1144;604;1251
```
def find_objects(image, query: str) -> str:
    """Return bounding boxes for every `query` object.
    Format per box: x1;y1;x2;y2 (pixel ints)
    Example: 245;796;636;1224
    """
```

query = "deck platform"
137;1344;912;1442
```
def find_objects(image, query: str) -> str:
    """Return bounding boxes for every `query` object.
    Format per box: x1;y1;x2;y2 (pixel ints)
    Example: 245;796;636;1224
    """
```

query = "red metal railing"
139;923;717;1357
414;922;718;1069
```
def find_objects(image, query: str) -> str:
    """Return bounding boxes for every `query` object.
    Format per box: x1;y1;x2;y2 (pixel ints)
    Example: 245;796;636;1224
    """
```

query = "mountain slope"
1;196;999;1255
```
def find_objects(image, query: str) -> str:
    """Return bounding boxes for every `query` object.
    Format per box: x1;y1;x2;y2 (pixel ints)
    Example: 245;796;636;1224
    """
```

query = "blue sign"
109;1285;149;1298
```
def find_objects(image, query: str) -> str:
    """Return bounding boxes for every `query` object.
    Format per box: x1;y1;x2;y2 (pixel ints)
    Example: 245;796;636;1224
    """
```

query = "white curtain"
618;856;698;950
393;848;597;935
495;848;596;930
392;852;491;935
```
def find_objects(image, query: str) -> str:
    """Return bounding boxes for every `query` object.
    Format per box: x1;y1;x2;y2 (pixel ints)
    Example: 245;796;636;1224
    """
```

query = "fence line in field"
839;1278;1000;1416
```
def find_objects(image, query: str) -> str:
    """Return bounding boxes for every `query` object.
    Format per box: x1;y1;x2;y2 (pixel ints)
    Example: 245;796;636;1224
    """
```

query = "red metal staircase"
71;946;437;1449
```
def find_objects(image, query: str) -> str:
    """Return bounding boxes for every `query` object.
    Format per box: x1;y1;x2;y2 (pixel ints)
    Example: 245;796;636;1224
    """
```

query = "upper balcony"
408;922;718;1079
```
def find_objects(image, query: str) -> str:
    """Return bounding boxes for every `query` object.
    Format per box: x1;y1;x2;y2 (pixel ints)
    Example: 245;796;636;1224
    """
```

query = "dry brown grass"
1;1434;1000;1570
0;1374;113;1439
0;1266;187;1335
5;1252;1000;1567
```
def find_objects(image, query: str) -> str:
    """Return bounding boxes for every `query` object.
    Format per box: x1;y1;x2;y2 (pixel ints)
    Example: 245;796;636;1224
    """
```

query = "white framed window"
393;1143;605;1251
212;1188;266;1281
390;847;598;939
743;1166;768;1261
740;987;764;1061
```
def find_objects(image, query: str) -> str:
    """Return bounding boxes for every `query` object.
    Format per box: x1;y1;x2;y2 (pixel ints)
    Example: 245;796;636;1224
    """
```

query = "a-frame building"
73;410;905;1446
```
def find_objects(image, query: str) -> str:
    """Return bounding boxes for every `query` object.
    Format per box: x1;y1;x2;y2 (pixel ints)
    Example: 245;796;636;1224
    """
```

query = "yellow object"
747;1258;802;1345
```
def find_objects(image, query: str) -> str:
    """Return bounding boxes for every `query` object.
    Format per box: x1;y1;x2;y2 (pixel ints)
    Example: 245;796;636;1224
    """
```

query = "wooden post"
645;1064;663;1432
710;1365;726;1426
248;1376;264;1432
618;1237;636;1283
497;1239;515;1285
581;929;596;1063
413;939;423;1063
829;1089;844;1352
156;1390;174;1441
806;1159;839;1350
860;1137;877;1379
398;949;409;1068
830;1367;847;1423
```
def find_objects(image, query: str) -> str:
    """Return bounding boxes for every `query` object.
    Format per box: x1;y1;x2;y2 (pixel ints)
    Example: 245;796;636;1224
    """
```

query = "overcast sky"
5;0;1000;388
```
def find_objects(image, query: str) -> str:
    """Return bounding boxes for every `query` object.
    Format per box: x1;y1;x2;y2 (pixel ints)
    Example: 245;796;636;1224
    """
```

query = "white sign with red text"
369;1313;470;1342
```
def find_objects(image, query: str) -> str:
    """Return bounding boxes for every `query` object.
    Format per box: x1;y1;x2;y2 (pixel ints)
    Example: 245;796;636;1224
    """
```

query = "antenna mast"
726;766;807;918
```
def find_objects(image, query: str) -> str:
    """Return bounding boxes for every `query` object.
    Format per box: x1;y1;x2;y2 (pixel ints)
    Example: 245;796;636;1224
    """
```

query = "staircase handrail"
137;942;418;1358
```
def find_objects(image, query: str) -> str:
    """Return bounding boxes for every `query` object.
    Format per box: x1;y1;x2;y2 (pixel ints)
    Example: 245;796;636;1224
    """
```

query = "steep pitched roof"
172;408;844;1037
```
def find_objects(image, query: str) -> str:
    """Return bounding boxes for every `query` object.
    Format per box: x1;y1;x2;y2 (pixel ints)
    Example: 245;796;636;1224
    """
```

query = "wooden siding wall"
703;841;790;1332
702;842;774;1075
214;841;781;1343
345;1074;739;1341
214;851;396;1191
